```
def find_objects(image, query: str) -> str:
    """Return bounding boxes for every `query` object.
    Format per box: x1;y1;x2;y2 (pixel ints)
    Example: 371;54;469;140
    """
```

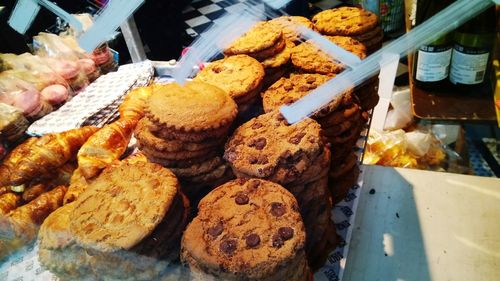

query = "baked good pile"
0;6;383;280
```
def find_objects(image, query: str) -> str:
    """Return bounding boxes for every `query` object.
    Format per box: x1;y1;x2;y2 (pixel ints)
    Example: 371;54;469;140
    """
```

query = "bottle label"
415;46;452;82
450;45;489;85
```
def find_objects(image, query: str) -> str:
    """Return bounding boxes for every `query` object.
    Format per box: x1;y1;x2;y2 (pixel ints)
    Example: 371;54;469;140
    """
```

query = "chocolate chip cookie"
224;111;325;185
224;21;284;57
194;55;264;105
181;178;309;281
291;36;366;74
269;16;315;42
312;7;378;36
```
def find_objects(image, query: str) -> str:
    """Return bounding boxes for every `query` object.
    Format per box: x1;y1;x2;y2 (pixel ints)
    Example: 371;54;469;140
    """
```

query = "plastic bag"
0;74;43;117
363;127;446;170
0;103;29;143
0;53;72;105
33;33;91;92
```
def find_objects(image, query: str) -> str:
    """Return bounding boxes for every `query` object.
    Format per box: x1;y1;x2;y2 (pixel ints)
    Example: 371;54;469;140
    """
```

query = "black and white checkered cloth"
182;0;345;37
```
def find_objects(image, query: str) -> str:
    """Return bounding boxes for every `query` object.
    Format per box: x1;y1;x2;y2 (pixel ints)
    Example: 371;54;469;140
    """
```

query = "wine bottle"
449;7;495;90
412;0;455;91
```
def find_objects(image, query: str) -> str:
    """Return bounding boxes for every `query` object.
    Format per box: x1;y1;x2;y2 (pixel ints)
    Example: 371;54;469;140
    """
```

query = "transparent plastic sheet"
33;33;92;93
363;126;453;171
0;74;44;118
0;53;73;106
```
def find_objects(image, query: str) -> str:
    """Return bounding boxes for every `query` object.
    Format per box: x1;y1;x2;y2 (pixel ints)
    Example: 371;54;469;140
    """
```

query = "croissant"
63;169;91;204
0;185;66;260
21;162;76;203
0;137;37;187
0;193;21;215
77;118;136;179
118;85;154;121
7;126;98;186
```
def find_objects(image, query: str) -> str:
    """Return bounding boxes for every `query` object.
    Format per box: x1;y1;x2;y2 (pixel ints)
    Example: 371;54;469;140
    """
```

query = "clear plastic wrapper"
364;127;447;170
0;103;29;143
0;74;43;117
33;33;91;93
0;53;73;105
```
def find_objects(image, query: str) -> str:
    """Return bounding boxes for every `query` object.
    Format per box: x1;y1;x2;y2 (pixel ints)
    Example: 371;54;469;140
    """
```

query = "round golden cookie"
353;26;383;42
322;117;360;137
138;142;215;161
317;102;360;127
135;118;222;153
262;73;349;118
169;156;224;178
261;40;295;69
247;37;287;61
70;161;179;252
149;121;232;143
291;36;366;74
329;151;358;179
269;16;315;42
181;178;308;281
194;55;264;103
145;81;237;132
312;7;378;36
331;165;360;204
145;150;220;168
224;21;283;56
224;111;325;185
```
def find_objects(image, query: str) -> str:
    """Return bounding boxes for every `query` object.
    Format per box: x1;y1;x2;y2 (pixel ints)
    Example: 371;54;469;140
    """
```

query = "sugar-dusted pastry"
77;118;136;179
5;126;98;186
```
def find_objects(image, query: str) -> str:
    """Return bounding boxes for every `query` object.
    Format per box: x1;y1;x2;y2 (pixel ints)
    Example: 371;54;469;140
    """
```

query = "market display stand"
343;165;500;281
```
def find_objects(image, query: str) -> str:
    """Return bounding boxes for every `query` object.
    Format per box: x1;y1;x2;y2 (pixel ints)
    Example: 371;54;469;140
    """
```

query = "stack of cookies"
181;178;310;281
38;161;189;280
290;35;367;75
312;6;383;54
135;82;238;204
194;54;264;114
223;111;338;269
261;73;363;204
311;6;382;111
224;21;290;90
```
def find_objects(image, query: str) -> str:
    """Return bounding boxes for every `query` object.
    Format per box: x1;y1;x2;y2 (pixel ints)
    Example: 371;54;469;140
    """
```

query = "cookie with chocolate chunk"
312;7;378;36
181;178;309;281
291;36;366;74
269;16;315;43
262;73;345;118
194;55;264;106
224;111;325;185
225;21;284;57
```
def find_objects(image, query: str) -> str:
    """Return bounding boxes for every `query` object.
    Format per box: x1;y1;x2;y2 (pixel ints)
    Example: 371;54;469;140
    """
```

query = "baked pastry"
224;22;284;58
77;118;136;179
262;73;343;117
312;7;378;36
1;126;98;186
181;178;310;281
145;82;237;133
41;161;189;280
0;193;21;215
224;111;324;184
269;16;315;43
194;55;264;107
0;185;67;261
118;85;154;122
291;36;366;74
